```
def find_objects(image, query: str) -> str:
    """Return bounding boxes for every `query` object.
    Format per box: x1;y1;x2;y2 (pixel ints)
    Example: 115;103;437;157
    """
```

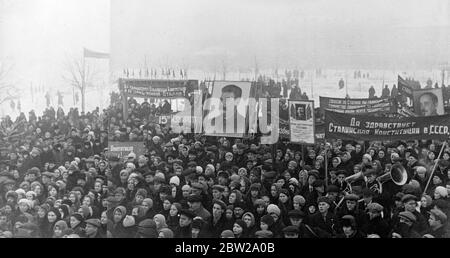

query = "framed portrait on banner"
413;88;444;117
289;100;315;144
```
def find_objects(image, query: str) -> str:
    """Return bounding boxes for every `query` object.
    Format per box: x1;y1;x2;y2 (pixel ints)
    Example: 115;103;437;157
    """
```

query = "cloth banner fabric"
325;110;450;141
398;75;414;99
119;79;198;98
319;96;396;114
108;142;146;159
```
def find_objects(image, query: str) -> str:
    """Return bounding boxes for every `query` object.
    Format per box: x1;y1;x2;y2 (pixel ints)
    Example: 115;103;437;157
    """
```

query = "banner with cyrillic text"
319;96;396;114
325;110;450;141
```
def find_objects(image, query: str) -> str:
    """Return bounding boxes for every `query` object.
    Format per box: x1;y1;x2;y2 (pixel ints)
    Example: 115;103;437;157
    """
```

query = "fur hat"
435;186;448;198
266;204;281;216
362;154;372;162
123;215;135;228
169;176;180;186
221;230;235;238
293;195;306;206
260;215;275;226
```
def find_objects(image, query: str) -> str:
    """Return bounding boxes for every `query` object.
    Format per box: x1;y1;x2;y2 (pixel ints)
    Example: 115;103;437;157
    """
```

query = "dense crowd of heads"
1;89;450;238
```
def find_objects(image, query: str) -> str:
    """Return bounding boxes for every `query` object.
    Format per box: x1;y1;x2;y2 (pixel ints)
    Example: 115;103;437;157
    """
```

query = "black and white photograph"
1;0;450;247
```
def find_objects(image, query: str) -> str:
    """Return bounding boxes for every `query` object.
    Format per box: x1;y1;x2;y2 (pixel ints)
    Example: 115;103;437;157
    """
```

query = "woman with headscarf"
153;214;168;231
141;198;156;219
52;220;68;238
109;206;134;238
158;227;174;238
232;219;248;238
242;212;257;237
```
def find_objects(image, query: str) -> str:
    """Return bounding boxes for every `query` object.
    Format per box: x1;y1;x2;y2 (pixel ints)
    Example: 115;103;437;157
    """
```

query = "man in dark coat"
424;209;448;238
309;197;336;237
391;211;421;238
363;202;390;238
174;209;194;238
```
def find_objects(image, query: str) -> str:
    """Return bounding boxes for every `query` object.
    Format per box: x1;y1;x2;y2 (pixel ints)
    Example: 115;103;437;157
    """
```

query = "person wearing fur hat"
391;194;429;235
266;204;285;237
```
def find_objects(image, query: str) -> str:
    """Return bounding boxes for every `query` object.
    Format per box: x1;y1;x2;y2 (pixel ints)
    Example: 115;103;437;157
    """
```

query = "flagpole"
423;140;447;195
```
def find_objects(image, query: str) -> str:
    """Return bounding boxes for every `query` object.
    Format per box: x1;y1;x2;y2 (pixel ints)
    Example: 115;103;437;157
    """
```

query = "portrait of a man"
418;92;438;116
413;89;444;117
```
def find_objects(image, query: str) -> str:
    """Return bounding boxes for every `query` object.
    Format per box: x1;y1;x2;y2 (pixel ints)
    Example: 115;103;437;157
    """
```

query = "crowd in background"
0;81;450;239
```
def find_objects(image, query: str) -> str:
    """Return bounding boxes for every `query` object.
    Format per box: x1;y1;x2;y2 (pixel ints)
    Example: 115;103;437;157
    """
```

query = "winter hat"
242;212;255;227
260;215;275;227
267;204;281;216
137;219;158;238
317;196;331;206
293;195;306;206
362;154;372;162
196;166;203;174
206;164;215;173
191;218;204;230
15;189;26;198
18;199;32;210
135;189;148;198
221;230;235;238
399;211;416;222
54;220;68;232
142;198;154;208
254;199;266;207
429;209;448;224
169;176;180;187
230;174;241;183
158;228;174;238
289;178;299;186
114;206;127;217
435;186;448;198
234;219;247;230
155;172;165;181
71;213;84;223
255;230;273;238
123;215;135;228
5;191;18;201
79;205;91;219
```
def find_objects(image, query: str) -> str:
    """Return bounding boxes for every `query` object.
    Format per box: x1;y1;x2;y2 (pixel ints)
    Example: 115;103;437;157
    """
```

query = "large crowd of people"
0;82;450;239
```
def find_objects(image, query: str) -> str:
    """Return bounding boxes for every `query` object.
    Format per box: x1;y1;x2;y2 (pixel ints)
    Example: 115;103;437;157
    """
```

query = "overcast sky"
111;0;450;72
1;0;449;90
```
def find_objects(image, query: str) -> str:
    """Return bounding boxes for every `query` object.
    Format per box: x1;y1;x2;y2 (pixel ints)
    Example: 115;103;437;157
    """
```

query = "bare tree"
0;62;18;106
62;57;97;113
